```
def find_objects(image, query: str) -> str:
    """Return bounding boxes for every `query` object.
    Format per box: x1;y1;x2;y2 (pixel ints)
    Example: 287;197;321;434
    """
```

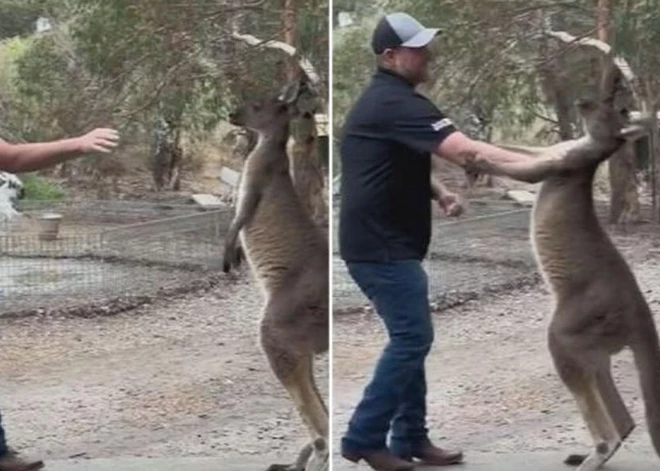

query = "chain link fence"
0;200;233;316
332;199;542;314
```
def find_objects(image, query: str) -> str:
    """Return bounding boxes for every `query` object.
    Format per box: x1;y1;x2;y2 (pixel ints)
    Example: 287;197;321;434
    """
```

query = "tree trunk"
609;141;640;223
151;110;183;192
595;0;640;223
283;0;297;81
282;0;328;227
289;116;327;226
537;13;574;140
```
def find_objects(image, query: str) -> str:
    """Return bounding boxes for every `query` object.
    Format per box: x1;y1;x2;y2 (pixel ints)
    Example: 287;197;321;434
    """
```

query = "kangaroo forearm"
0;139;84;173
494;143;547;157
493;159;560;183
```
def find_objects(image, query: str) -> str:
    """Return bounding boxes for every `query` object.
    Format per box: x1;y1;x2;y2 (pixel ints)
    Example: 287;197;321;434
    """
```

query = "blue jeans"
341;260;435;458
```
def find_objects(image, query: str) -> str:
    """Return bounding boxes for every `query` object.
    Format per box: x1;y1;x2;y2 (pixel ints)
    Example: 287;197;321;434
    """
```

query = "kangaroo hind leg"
549;331;624;470
260;303;328;471
596;359;635;441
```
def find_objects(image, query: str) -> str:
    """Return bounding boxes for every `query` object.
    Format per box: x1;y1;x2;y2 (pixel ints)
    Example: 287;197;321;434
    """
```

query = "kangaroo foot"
267;439;327;471
565;439;622;471
305;438;328;471
565;454;588;466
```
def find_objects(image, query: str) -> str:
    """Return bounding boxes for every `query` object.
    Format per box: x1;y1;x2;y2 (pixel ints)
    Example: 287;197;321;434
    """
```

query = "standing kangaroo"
466;97;658;470
223;80;329;471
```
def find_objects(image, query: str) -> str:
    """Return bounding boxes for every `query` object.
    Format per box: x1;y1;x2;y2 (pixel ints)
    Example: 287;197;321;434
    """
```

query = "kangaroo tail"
631;320;660;458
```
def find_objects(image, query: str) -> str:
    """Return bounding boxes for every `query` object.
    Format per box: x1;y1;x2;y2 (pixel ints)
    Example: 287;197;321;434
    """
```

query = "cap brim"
401;28;441;48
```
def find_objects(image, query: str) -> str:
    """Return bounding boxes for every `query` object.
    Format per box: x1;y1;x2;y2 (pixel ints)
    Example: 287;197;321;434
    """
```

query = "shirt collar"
373;66;416;88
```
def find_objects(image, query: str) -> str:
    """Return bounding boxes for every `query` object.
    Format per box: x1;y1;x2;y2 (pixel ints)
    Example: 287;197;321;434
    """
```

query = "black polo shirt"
338;68;457;263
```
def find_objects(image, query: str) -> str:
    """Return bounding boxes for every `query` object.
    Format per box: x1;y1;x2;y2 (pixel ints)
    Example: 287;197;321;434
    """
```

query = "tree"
0;0;329;202
332;0;660;222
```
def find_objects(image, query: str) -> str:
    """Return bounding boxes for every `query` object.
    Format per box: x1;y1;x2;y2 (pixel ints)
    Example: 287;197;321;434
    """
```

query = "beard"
398;62;429;85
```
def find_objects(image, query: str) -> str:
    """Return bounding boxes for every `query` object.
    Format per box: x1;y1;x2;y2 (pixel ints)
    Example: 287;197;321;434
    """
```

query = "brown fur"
466;99;659;470
222;80;328;471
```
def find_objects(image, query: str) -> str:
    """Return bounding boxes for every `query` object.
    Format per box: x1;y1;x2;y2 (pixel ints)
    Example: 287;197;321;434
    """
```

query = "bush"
21;173;66;200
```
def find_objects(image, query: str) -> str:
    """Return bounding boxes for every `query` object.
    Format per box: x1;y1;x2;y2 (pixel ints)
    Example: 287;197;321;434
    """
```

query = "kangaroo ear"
277;81;302;105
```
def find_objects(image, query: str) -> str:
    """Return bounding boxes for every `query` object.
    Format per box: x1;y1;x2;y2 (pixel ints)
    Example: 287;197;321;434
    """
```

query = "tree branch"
230;30;321;87
532;111;560;125
545;29;641;104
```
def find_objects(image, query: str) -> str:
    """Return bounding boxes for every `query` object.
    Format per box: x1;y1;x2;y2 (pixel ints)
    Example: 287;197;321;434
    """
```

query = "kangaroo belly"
531;182;612;294
239;179;326;291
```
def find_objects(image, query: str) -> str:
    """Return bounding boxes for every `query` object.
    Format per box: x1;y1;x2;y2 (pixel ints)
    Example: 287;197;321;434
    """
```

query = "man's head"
372;12;441;85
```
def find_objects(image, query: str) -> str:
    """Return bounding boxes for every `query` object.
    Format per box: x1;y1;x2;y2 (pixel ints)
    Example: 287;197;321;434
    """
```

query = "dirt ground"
332;243;660;466
0;272;328;464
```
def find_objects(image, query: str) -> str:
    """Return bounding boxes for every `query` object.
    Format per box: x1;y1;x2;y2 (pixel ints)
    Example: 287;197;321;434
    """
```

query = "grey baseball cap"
371;12;441;54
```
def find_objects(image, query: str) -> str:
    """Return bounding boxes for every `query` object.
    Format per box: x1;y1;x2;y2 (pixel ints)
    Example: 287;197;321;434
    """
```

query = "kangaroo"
222;80;329;471
466;96;658;470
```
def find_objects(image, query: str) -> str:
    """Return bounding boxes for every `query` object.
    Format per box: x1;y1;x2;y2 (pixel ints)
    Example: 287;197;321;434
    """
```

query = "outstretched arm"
433;131;541;169
465;153;564;183
0;128;120;173
434;132;585;183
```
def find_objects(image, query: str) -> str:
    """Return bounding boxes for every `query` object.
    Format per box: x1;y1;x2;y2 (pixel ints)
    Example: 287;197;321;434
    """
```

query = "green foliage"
21;173;66;200
0;0;329;180
332;22;374;139
333;0;660;144
0;0;45;39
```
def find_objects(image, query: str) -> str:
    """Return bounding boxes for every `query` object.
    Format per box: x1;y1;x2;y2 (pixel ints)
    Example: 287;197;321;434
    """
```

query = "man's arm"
430;156;450;201
430;157;463;216
433;131;539;169
0;128;119;173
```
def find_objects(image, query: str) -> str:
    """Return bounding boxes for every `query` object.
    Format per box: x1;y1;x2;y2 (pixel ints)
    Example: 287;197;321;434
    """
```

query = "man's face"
383;46;432;84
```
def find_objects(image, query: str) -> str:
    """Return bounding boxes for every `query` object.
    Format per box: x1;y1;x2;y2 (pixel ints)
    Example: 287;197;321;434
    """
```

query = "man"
338;12;544;471
0;126;119;471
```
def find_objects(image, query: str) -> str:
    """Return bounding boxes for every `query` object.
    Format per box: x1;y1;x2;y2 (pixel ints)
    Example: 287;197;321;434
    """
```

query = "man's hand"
437;190;463;217
76;128;120;154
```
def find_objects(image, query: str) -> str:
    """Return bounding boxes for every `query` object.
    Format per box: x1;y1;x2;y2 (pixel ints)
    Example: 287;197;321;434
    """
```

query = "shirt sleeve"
388;94;457;154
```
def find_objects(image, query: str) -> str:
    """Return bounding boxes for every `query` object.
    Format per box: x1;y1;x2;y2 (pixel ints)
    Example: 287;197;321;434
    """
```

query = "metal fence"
332;200;541;313
0;200;233;315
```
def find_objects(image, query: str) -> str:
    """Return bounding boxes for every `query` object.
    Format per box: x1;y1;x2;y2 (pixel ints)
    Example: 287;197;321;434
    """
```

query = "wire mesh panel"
0;200;232;315
332;200;540;313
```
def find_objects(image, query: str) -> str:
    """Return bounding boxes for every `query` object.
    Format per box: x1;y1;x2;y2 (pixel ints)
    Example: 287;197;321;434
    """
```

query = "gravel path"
0;273;328;464
332;253;660;466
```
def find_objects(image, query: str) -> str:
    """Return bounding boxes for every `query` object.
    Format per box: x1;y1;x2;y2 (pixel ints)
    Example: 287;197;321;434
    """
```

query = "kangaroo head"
228;80;306;134
576;99;650;143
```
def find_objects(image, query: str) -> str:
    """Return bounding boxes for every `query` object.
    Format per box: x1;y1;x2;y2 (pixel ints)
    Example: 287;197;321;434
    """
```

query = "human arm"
431;176;463;216
0;128;119;173
387;94;538;173
433;131;540;169
430;157;463;216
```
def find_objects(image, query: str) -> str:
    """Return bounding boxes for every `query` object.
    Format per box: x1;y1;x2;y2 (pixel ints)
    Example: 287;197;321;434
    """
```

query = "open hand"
78;128;120;153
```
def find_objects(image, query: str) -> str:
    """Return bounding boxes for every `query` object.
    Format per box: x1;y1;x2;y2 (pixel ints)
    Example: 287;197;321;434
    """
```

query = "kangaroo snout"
228;109;243;126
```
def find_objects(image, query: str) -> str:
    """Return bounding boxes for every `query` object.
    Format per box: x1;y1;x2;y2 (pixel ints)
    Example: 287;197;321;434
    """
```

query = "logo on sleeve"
431;118;453;132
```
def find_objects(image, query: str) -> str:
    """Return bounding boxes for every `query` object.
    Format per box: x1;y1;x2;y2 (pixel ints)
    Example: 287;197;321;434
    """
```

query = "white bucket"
38;213;62;241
